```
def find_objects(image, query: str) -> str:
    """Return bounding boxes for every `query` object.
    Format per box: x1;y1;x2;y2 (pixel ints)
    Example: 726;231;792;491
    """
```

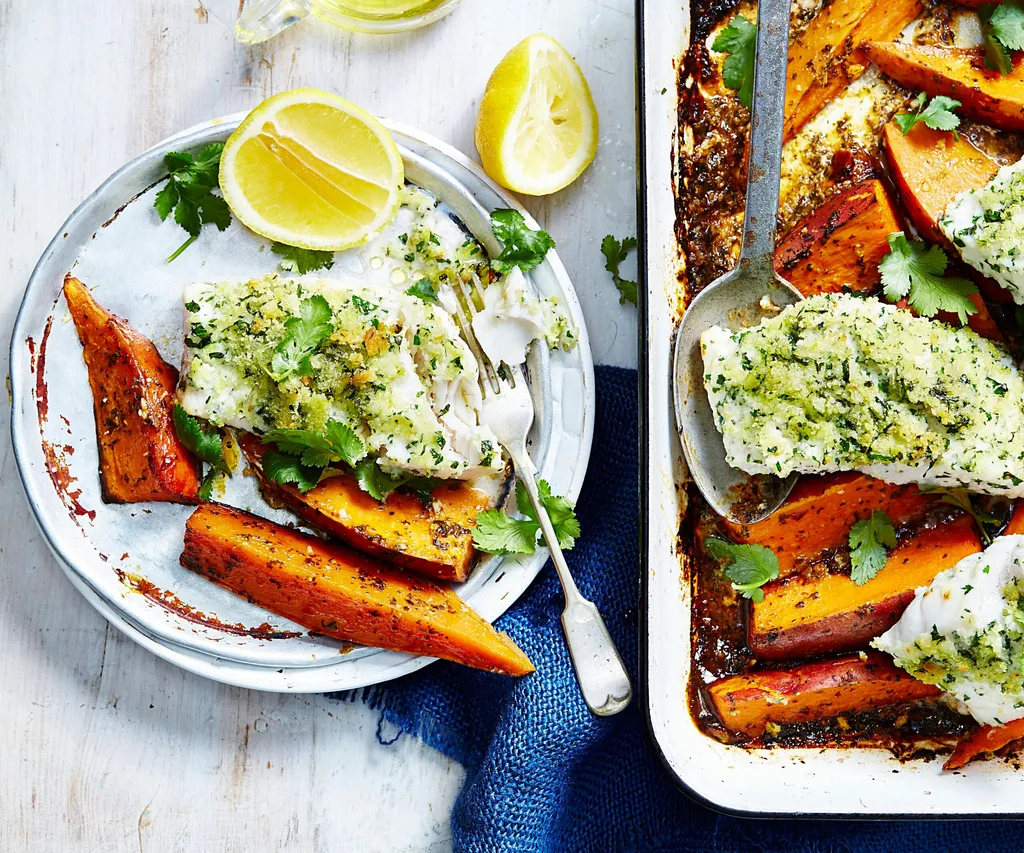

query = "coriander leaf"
894;93;961;135
199;194;232;231
981;3;1017;74
198;469;217;502
189;142;225;183
262;418;367;469
155;142;230;261
154;182;178;220
263;449;322;493
174;195;203;238
518;479;581;550
269;294;335;380
879;232;978;324
353;458;399;502
705;537;779;601
490;209;556;275
990;0;1024;50
849;511;897;585
472;510;539;555
406;277;439;303
711;14;756;109
601;234;639;306
164;151;194;173
172;405;227;472
472;479;580;555
271;242;335;274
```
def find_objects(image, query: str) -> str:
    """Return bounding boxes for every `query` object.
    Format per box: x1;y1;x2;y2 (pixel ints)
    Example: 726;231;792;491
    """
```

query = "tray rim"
635;0;1024;818
10;113;596;693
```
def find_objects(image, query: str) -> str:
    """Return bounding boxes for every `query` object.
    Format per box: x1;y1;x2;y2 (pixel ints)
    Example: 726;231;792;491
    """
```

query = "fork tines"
444;266;516;397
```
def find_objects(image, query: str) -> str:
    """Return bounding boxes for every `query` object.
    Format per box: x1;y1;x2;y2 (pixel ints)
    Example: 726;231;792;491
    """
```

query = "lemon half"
220;88;404;251
475;34;598;196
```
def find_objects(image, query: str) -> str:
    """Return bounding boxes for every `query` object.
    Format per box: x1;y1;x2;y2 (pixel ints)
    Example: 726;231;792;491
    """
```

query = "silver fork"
447;267;633;717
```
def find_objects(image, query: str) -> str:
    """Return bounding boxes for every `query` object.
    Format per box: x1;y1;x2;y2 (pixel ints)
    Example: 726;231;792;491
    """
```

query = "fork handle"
507;444;633;717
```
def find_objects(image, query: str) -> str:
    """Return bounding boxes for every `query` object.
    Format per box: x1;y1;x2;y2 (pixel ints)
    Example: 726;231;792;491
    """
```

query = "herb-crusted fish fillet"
941;158;1024;304
874;534;1024;726
700;293;1024;496
179;274;503;480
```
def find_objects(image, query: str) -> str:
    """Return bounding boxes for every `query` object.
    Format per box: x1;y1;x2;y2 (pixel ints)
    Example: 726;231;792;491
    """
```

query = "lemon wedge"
475;34;598;196
220;88;403;251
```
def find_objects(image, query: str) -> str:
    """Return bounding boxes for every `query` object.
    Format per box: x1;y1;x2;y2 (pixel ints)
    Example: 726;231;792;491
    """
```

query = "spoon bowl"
671;0;800;524
673;260;802;524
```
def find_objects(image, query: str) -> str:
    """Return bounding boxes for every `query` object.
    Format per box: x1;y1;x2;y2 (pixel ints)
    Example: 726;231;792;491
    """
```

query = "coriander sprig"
271;242;335;274
711;15;756;109
268;294;335;380
601;235;638;306
849;511;896;586
490;209;555;275
981;0;1024;75
261;419;442;503
154;143;231;262
879;232;978;324
705;538;779;601
894;93;961;136
263;419;367;469
472;480;580;555
172;405;229;500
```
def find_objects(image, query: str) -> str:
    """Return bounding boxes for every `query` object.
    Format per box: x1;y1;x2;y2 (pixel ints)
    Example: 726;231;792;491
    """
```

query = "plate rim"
10;113;595;693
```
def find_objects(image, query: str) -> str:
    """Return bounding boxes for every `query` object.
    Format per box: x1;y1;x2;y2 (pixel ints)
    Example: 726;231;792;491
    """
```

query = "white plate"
10;115;595;693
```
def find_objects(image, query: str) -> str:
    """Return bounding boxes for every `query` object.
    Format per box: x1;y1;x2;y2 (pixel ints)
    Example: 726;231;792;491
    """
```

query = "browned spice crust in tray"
674;0;1024;760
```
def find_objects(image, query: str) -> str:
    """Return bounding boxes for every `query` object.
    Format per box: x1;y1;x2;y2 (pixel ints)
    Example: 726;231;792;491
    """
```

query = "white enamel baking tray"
637;0;1024;817
10;115;595;693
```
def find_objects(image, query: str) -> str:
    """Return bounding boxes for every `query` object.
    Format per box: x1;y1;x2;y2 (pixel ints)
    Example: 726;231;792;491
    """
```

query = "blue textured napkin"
332;365;1022;852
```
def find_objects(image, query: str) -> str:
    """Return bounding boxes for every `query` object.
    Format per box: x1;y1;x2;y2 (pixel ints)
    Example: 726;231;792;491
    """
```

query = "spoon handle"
738;0;792;268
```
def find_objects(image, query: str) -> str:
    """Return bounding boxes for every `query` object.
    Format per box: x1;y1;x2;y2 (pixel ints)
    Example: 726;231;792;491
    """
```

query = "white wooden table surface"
0;2;637;849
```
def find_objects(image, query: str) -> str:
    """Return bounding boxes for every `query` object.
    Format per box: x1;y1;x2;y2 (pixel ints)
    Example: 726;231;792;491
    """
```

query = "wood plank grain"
0;0;637;849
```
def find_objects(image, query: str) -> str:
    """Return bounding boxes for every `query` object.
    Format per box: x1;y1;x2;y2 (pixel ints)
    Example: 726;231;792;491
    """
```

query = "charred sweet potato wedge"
748;515;982;660
722;473;936;578
774;179;903;295
945;718;1024;770
882;122;1000;245
785;0;922;140
63;275;200;504
866;44;1024;132
239;435;487;582
706;653;942;739
181;503;534;676
882;120;1013;314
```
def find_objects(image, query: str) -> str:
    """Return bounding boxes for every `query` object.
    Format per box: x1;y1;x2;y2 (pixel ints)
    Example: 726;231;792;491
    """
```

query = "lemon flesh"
475;34;598;196
220;88;404;251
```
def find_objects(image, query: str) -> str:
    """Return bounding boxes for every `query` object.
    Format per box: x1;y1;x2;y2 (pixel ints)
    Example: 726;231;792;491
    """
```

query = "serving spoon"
672;0;803;525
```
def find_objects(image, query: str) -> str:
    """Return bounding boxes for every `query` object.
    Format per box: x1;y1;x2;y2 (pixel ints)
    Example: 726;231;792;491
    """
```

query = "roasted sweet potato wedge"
785;0;922;140
239;435;487;582
1005;502;1024;535
774;179;903;295
723;473;936;578
867;44;1024;132
748;515;982;660
181;503;534;675
63;275;200;504
945;718;1024;770
882;122;1000;245
706;653;942;739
